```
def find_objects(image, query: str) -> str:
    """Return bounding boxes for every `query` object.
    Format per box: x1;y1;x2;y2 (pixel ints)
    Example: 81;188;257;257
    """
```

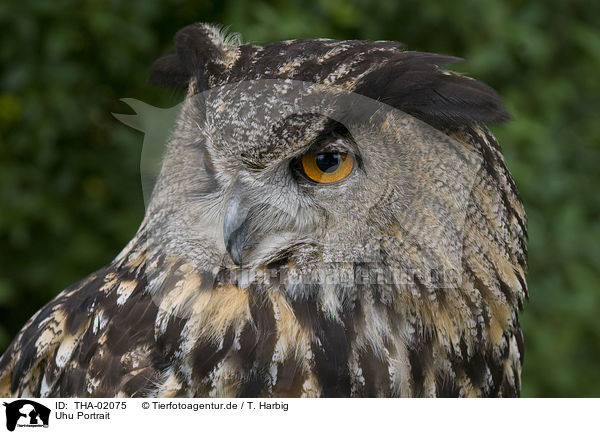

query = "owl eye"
300;152;354;183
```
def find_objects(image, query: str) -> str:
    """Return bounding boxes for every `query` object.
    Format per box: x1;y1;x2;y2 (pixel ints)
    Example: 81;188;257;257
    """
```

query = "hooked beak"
223;183;252;266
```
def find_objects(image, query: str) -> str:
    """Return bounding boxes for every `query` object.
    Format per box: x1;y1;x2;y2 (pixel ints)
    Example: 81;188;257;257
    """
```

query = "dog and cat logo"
2;400;50;431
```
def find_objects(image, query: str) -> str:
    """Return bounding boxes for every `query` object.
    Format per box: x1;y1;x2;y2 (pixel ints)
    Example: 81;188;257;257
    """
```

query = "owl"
0;23;527;397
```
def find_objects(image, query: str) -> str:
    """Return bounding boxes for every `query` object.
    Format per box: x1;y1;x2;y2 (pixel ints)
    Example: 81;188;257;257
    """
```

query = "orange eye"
300;152;354;183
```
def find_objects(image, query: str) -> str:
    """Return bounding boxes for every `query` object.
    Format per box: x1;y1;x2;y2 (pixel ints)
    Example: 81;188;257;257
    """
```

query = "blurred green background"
0;0;598;397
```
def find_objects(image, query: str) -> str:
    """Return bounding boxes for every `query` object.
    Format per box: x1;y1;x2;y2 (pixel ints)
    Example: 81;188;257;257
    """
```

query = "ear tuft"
149;23;241;92
354;52;510;129
148;51;189;88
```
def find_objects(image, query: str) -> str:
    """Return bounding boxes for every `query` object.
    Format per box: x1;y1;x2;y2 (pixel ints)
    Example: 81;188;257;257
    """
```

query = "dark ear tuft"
149;23;233;91
148;51;189;88
354;52;510;130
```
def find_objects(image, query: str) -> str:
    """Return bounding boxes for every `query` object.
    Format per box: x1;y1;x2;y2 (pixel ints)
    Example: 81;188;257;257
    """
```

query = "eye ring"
300;152;354;183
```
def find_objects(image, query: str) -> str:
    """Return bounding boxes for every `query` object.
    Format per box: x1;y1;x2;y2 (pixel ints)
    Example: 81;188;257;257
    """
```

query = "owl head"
132;23;524;311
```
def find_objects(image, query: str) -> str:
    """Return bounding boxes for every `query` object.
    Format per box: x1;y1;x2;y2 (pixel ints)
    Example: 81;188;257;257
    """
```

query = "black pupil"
315;153;341;173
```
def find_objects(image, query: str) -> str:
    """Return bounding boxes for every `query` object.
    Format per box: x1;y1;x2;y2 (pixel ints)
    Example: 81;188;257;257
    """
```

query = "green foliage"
0;0;598;396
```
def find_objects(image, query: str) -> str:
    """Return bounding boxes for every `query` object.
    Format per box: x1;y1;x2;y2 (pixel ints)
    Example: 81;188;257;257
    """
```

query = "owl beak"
223;184;251;266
